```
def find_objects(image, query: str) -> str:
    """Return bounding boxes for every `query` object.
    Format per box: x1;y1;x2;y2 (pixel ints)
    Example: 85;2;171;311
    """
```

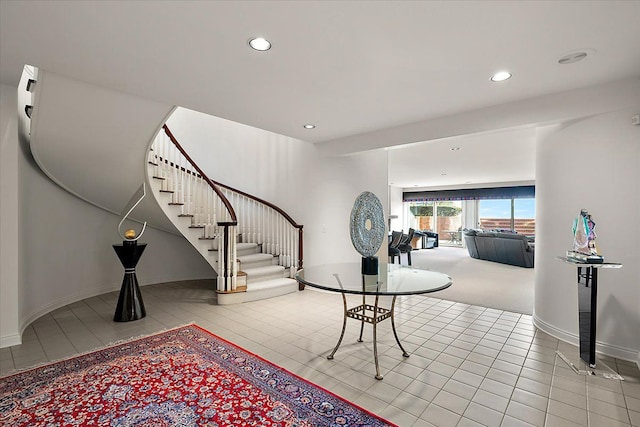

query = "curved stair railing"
149;126;239;293
148;125;303;300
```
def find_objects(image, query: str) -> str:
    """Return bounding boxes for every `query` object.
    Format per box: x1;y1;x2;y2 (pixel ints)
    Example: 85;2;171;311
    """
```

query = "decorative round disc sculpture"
350;191;385;258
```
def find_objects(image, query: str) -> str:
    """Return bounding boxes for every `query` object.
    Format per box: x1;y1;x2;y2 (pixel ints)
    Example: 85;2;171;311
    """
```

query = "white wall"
167;108;314;223
388;185;403;232
304;150;390;267
0;80;217;347
534;108;640;364
0;83;20;346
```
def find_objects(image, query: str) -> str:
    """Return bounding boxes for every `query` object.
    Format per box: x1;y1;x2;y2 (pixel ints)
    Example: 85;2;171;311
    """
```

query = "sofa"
463;229;534;268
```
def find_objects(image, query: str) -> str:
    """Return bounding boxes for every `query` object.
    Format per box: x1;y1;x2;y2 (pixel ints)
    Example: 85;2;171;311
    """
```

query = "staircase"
147;125;303;304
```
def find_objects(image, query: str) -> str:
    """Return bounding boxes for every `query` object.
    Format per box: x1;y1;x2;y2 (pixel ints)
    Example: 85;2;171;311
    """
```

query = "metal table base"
327;290;409;380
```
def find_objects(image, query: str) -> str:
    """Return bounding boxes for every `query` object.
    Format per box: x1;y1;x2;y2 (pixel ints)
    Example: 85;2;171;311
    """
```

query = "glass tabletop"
296;262;452;296
555;256;622;268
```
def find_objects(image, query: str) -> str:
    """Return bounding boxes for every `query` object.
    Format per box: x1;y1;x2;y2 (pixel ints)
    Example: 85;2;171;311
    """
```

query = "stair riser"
238;247;260;257
239;259;275;270
246;272;286;284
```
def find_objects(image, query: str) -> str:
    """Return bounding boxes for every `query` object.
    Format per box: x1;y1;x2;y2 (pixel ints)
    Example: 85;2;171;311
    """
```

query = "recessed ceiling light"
303;124;315;129
558;51;588;64
450;147;461;151
491;71;512;82
248;37;271;51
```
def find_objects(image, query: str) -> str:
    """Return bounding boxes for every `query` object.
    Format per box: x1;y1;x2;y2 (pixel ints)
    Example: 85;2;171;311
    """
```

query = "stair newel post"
217;223;236;292
260;203;265;245
298;226;303;271
271;208;277;255
238;194;243;242
231;225;238;290
223;224;229;292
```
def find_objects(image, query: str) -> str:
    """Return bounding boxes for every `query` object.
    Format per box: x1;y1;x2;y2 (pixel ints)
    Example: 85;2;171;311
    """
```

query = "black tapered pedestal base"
113;241;147;322
361;256;378;275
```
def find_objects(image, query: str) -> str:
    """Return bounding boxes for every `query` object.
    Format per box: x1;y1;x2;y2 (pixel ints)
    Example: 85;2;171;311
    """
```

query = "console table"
556;257;622;369
296;262;451;379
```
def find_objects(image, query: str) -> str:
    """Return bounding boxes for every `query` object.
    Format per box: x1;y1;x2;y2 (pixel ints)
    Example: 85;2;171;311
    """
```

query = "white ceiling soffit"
388;127;536;190
1;0;639;149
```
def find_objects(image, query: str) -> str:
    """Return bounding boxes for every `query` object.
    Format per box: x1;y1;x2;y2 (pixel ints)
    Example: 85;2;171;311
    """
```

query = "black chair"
388;231;403;264
398;228;415;266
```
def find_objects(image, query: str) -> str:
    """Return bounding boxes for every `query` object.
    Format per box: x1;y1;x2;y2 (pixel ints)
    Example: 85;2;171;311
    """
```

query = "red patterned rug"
0;324;396;426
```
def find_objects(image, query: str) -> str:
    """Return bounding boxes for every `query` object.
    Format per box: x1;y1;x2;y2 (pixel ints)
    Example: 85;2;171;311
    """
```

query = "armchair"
398;228;415;266
388;231;403;264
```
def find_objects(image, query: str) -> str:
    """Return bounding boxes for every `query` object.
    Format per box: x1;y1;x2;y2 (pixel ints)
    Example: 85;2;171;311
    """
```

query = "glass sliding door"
406;201;463;247
436;201;463;246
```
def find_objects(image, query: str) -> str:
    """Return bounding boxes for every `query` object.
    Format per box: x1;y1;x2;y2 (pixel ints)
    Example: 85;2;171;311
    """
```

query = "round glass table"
296;262;452;379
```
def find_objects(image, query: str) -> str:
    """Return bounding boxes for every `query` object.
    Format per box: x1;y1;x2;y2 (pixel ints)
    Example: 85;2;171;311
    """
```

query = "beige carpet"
406;246;534;315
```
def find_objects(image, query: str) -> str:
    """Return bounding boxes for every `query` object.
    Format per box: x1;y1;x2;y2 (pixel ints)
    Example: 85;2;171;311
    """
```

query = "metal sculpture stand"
113;240;147;322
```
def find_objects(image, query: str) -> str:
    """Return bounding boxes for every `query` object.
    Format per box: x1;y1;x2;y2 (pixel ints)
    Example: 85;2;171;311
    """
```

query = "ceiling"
1;1;638;188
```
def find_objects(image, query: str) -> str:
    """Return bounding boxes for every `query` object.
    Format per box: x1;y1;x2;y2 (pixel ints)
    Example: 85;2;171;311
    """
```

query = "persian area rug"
0;324;396;427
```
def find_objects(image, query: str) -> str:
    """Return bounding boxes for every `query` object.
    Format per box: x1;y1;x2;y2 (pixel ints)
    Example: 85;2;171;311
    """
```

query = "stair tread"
238;253;274;263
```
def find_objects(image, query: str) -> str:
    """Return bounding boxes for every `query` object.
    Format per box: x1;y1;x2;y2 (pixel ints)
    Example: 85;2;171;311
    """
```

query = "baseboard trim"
17;283;122;343
0;333;22;348
533;313;639;364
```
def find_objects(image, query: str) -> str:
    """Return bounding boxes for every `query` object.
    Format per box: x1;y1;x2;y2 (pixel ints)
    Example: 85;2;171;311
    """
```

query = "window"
478;197;535;236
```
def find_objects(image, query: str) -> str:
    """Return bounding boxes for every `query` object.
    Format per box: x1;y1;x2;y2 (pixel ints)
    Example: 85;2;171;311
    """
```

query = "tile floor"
1;279;639;427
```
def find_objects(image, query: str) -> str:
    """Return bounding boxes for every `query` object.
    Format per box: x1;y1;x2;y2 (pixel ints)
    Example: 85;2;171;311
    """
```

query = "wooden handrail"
162;125;237;224
163;125;302;230
162;124;303;269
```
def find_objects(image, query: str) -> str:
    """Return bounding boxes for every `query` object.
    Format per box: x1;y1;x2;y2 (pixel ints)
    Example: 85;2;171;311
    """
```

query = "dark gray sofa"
463;229;534;268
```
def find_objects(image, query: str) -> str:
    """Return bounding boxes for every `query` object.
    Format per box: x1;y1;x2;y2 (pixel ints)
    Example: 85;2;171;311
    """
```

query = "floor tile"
505;400;546;427
3;282;639;427
547;398;588;425
420;403;461;427
464;401;503;427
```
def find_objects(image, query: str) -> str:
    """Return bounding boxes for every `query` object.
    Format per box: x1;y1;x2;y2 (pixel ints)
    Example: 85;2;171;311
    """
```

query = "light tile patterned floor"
2;279;639;426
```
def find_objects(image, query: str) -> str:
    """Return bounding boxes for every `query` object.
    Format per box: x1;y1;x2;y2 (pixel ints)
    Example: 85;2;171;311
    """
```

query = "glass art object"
569;208;603;263
572;208;598;255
